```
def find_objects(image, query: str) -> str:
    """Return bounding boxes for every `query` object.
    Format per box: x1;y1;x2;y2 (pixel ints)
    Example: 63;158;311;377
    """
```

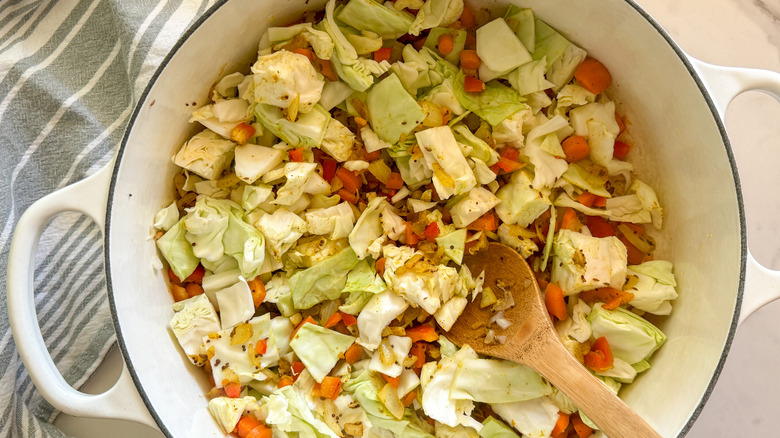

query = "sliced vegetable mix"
153;1;676;437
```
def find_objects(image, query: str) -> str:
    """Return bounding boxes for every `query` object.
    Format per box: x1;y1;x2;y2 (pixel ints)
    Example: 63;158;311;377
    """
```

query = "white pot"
7;0;780;436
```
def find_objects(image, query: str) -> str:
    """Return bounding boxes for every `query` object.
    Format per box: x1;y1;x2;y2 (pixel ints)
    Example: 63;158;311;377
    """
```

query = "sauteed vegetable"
153;1;676;437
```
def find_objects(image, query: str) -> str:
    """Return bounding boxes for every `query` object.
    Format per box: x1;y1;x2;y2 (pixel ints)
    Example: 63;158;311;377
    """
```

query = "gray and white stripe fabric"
1;1;215;436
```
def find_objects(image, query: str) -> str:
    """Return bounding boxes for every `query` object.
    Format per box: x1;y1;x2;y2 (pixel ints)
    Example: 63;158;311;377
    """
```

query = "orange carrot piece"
551;411;571;437
247;277;266;308
459;5;477;29
499;146;520;161
171;284;188;302
402;390;417;407
593;196;607;208
277;376;294;388
318;376;342;400
344;343;364;364
385;172;404;190
289;147;305;162
562;135;590;163
574;57;612;95
246;425;273;438
438;33;454;55
231;123;256;145
381;373;400;388
577;191;598;208
406;325;438;343
314;57;338;82
291;361;306;376
584;336;614;373
254;338;268;355
613;140;631;159
236;415;262;438
409;342;427;369
464;75;485;92
336;167;363;193
363;148;382;162
459;50;481;70
375;257;387;277
572;413;594;438
615;113;626;134
374;47;392;63
185;283;204;298
467;211;498;231
224;381;242;398
490;156;524;174
323;312;342;328
405;222;420;245
544;283;568;321
579;287;634;309
337;188;357;204
423;222;440;241
292;48;314;63
560;207;581;231
340;311;358;327
291;316;318;340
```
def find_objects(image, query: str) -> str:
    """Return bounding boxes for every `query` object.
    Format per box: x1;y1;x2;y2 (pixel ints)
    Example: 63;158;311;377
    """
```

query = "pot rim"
103;1;747;436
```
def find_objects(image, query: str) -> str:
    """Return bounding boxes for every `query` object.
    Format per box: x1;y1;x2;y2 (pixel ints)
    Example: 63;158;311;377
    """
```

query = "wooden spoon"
448;242;662;438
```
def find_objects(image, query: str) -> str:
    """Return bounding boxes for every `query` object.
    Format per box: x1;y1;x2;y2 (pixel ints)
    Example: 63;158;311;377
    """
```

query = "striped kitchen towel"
0;1;217;436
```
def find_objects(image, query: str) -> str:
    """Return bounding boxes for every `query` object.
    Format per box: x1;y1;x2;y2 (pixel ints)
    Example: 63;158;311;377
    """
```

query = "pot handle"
6;162;158;429
688;56;780;324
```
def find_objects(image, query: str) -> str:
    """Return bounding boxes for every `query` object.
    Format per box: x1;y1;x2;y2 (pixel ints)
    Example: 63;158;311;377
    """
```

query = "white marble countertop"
52;0;780;436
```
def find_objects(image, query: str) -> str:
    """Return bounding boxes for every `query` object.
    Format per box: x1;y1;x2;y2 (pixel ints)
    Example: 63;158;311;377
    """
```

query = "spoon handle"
527;335;662;438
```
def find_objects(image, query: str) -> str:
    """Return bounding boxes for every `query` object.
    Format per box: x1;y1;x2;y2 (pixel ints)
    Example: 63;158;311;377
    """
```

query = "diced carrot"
423;222;440;241
254;338;268;355
291;316;318;340
292;48;314;63
579;287;634;309
231;123;256;145
551;412;571;437
336;167;363;193
572;413;594;438
562;135;590;163
247;277;266;308
381;373;400;388
385;172;404;190
499;146;520;161
318;376;343;400
344;342;364;364
438;33;454;56
459;50;481;70
594;196;607;208
337;188;357;204
560;207;581;231
586;216;615;238
289;147;305;162
584;336;614;373
406;324;438;343
291;361;306;377
314;57;338;82
544;282;568;321
619;235;646;265
574;57;612;95
374;46;392;63
613;140;631;160
235;415;262;438
277;376;294;388
321;158;338;182
490;157;524;174
621;222;645;235
224;381;242;398
615;113;626;134
167;267;181;284
464;75;485;93
364;148;382;162
375;257;387;277
185;283;204;298
577;191;598;208
340;312;358;327
246;424;272;438
409;342;427;369
323;312;342;328
171;284;188;302
405;221;420;245
459;5;477;29
402;390;417;407
467;211;498;231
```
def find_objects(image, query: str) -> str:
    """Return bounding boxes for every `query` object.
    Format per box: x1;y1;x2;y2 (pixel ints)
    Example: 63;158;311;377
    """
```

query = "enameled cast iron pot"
8;0;780;436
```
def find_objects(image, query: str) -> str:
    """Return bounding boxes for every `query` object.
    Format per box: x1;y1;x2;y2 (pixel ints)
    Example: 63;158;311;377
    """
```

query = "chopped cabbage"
172;129;235;180
357;289;408;350
551;229;627;295
494;170;551;227
252;50;324;114
626;260;678;315
367;73;426;144
289;247;360;309
415;126;477;199
588;303;667;364
350;196;389;259
169;294;220;365
490;397;559;438
289;322;355;382
409;0;463;36
156;219;200;282
449;187;501;228
338;0;415;39
233;143;284;184
450;359;551;404
305;202;356;239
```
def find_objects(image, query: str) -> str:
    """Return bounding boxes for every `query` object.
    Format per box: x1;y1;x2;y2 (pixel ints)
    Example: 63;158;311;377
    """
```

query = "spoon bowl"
448;242;662;438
